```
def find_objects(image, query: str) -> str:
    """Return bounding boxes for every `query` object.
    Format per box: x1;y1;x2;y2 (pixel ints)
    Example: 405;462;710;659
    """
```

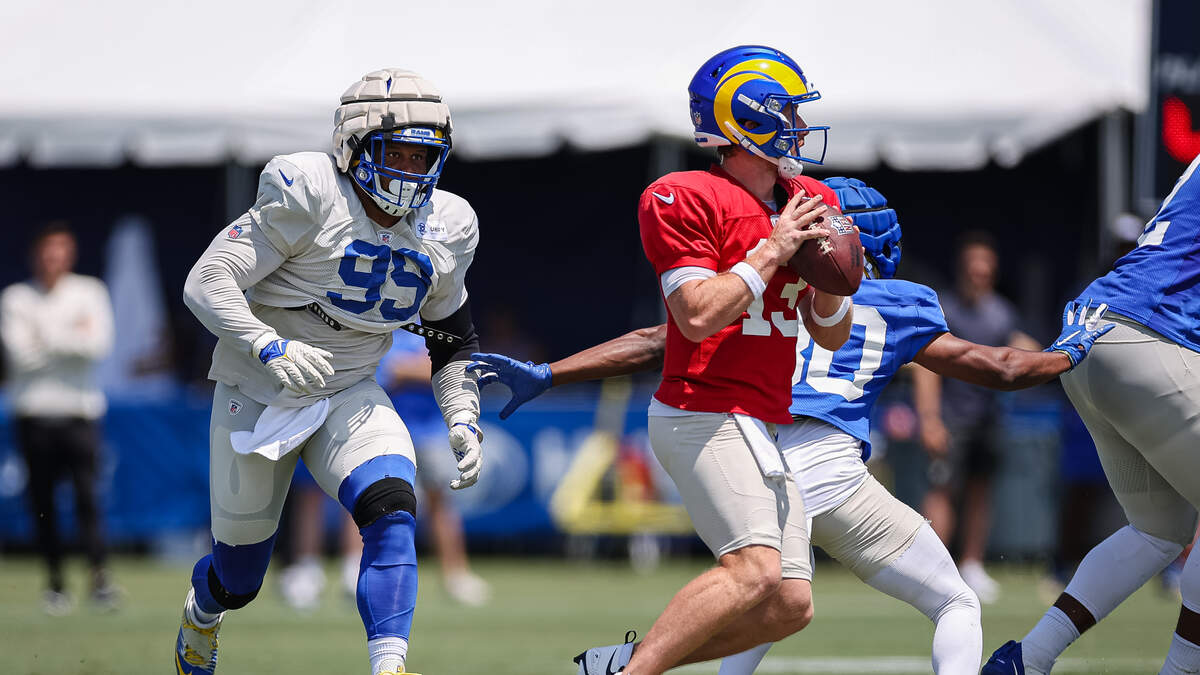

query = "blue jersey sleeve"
900;285;949;362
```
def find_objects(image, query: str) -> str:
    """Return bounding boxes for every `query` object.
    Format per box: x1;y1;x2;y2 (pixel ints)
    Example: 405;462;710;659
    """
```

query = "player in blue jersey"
470;177;1111;675
983;155;1200;675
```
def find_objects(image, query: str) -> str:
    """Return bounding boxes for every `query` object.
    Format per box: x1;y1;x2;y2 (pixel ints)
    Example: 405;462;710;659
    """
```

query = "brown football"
787;205;863;296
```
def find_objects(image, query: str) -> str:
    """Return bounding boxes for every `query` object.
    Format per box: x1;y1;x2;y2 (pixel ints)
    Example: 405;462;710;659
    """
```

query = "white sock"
1164;553;1200;674
1062;525;1182;622
1162;634;1200;674
717;642;772;675
1021;607;1078;674
864;525;982;674
368;636;409;675
1022;525;1182;674
185;589;222;627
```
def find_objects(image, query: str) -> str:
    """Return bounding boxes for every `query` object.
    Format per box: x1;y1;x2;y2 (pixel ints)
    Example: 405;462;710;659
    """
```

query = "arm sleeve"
422;299;481;374
182;158;319;354
426;301;482;428
638;185;722;275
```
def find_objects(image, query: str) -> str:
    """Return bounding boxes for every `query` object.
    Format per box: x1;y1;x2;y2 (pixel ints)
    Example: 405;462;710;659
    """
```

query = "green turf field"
0;555;1180;674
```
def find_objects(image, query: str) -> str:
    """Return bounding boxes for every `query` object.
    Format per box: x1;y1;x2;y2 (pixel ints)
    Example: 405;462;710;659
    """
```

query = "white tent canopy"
0;0;1149;170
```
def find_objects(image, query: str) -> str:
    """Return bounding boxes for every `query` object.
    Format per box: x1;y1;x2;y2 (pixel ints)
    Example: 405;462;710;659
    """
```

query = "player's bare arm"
548;324;666;386
913;301;1114;392
666;191;829;343
913;332;1070;391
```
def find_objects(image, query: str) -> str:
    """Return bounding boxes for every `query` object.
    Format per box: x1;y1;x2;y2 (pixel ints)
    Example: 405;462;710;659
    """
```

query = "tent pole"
223;161;255;226
1097;111;1127;263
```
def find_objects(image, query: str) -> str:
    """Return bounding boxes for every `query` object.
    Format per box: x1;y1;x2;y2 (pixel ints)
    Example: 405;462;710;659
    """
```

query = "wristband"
730;262;767;300
810;295;851;327
452;421;483;442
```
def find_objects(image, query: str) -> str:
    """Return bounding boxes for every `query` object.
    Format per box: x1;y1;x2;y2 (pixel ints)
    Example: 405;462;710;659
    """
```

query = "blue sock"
357;512;418;640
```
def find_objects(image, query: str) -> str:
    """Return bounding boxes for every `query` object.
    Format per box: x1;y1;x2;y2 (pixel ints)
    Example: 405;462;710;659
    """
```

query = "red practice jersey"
639;164;840;423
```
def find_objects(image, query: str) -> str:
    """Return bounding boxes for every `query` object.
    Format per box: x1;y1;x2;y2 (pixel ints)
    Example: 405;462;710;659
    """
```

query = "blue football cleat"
981;640;1025;675
175;589;224;675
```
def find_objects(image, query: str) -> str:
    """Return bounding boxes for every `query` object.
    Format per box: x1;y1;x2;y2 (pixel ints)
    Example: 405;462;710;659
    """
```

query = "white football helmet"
333;69;452;216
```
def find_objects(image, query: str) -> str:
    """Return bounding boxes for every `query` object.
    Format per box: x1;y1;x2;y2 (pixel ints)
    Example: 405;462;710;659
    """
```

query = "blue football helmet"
823;177;902;279
689;45;829;174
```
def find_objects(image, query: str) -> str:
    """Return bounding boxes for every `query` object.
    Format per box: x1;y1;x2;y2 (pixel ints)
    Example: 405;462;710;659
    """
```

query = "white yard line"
674;655;1160;673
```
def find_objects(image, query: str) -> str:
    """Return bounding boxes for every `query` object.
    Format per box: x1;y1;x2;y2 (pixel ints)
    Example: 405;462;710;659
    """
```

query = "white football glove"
252;333;335;395
447;422;483;490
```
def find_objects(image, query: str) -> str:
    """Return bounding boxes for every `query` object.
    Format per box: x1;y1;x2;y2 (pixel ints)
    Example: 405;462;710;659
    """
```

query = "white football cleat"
445;570;491;607
42;589;73;617
574;631;637;675
960;560;1000;604
278;557;326;611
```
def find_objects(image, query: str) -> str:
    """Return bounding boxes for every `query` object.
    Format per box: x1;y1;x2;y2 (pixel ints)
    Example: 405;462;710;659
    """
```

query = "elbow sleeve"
424;300;481;374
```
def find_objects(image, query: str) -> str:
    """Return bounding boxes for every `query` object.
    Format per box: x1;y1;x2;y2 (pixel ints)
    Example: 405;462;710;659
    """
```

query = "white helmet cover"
333;69;453;215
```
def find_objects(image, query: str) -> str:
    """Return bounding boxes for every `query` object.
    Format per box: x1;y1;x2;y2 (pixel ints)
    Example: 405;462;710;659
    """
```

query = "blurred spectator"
276;463;362;611
0;222;119;615
378;329;489;606
480;305;545;364
913;231;1039;603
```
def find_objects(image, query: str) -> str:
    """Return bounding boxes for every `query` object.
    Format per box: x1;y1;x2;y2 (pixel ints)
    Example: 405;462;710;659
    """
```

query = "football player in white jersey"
173;69;485;675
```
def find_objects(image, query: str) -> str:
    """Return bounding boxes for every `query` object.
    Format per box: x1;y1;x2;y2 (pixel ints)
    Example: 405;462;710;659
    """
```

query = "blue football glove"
1048;299;1115;368
468;353;553;419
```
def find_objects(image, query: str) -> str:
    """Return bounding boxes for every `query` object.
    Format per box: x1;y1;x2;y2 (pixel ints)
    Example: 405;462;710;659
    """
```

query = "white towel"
733;413;787;486
229;398;331;461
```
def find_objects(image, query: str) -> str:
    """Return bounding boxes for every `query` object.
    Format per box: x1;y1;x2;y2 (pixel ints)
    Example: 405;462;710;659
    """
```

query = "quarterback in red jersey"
640;164;841;423
572;46;855;675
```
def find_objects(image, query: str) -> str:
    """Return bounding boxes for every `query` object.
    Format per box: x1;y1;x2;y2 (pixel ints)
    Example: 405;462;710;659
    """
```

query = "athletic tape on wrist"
810;295;851;327
730;262;767;300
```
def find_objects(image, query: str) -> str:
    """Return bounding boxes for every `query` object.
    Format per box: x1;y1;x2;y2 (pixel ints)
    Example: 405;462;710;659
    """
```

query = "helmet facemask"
725;93;829;177
350;125;450;217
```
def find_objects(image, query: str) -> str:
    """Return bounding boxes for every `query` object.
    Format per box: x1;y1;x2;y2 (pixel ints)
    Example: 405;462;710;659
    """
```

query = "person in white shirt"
0;222;117;615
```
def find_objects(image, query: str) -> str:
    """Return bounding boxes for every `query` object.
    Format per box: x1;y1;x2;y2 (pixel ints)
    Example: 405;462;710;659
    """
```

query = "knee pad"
352;478;416;529
191;535;276;613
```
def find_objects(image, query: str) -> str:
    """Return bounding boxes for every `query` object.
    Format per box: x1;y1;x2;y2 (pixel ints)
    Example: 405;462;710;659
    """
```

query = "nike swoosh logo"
652;191;675;205
1054;330;1081;347
278;169;294;186
606;650;623;675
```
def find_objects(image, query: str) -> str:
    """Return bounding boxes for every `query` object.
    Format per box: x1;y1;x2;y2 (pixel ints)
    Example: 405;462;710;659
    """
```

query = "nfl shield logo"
228;399;243;415
379;231;392;245
227;224;243;239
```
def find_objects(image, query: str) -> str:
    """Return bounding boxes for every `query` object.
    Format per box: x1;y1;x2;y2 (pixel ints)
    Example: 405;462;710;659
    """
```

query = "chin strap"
777;157;803;178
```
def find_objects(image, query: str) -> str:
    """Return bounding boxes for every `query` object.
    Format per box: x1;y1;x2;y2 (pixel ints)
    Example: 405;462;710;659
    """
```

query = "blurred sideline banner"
0;387;1078;556
0;389;676;544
